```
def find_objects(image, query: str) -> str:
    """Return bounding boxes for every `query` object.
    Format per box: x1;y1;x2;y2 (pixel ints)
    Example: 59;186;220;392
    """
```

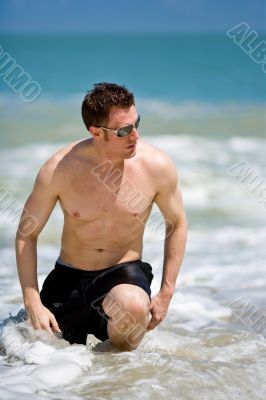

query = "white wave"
229;137;266;153
167;291;232;329
0;314;93;396
138;98;263;120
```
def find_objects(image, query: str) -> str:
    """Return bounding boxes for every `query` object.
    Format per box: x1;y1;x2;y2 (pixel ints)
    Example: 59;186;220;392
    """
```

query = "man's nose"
129;127;140;140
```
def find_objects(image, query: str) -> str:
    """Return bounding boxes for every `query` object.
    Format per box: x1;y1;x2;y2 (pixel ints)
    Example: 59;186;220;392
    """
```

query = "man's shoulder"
139;141;176;171
36;139;87;185
138;141;178;192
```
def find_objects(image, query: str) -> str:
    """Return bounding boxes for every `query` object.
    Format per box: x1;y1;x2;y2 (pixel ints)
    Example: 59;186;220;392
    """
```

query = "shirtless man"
16;82;187;351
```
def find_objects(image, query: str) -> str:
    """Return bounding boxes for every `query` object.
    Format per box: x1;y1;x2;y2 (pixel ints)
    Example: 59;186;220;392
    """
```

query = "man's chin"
124;150;137;159
125;144;137;156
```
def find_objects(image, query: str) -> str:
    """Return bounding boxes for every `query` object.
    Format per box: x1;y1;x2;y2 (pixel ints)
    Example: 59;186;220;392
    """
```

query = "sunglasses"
96;115;140;138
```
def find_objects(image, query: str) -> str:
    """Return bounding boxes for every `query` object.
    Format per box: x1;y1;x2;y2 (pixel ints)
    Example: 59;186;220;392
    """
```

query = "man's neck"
90;141;125;170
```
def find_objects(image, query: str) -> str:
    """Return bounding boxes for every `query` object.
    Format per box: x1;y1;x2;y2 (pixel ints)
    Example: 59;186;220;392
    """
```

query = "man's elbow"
168;212;187;229
15;220;39;242
16;230;38;245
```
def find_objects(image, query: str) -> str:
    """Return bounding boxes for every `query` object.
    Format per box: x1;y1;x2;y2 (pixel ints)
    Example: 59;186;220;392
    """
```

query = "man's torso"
53;139;159;270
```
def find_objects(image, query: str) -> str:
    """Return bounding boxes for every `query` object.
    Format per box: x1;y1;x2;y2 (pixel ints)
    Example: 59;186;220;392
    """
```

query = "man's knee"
103;284;150;321
122;295;149;323
102;284;150;351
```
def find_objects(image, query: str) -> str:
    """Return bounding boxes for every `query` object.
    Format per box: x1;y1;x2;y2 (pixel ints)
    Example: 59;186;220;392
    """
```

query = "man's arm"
147;153;187;331
16;158;61;333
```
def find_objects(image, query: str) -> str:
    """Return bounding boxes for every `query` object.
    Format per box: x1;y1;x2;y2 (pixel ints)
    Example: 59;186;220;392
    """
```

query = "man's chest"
59;166;156;223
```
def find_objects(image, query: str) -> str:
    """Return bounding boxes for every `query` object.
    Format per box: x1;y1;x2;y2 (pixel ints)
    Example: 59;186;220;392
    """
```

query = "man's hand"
147;292;171;331
26;302;61;335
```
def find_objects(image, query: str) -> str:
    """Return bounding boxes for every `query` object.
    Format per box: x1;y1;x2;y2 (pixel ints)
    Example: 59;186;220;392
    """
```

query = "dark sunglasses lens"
117;125;133;137
116;116;140;137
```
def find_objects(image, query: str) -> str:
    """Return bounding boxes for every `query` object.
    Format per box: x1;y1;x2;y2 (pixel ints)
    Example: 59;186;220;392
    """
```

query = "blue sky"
0;0;265;33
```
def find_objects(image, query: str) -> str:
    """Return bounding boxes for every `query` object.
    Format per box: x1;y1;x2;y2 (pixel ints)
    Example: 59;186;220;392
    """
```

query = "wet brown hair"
81;82;135;130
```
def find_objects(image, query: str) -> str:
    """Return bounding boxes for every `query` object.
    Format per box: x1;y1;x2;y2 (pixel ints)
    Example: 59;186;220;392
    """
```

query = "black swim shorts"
40;259;154;345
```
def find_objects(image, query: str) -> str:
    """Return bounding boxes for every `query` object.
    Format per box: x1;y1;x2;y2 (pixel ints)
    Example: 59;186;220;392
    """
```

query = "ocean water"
0;34;266;399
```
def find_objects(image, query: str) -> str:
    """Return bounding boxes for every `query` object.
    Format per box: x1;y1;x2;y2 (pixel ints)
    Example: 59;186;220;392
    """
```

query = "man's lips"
127;143;137;148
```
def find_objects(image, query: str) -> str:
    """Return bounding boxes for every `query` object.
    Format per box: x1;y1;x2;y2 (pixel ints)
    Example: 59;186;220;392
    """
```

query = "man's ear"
89;126;102;137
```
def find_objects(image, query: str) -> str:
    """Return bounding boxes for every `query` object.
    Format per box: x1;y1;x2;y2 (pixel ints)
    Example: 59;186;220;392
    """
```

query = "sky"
0;0;265;34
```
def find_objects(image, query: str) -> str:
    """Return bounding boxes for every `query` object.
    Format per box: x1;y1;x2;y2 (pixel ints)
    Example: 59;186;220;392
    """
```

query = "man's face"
99;105;140;159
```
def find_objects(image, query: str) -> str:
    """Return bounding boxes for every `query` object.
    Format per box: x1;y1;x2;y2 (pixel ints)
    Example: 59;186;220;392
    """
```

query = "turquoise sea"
0;34;266;399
